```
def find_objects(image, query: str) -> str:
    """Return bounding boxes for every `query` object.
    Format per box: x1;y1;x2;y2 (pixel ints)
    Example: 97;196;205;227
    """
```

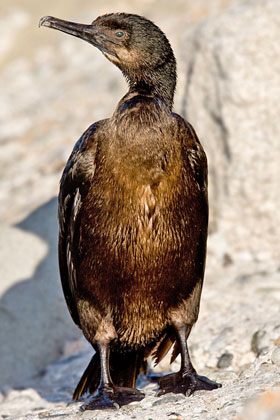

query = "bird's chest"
92;178;167;252
81;166;184;273
78;129;191;289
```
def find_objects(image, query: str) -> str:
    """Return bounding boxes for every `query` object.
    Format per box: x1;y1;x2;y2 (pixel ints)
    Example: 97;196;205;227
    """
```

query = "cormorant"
39;12;221;410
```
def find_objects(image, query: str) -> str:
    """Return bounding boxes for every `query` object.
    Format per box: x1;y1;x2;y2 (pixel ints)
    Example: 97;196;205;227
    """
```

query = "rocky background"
1;0;280;419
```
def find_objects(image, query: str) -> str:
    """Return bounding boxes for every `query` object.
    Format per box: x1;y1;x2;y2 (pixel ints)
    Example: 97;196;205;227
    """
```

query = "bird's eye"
115;31;124;38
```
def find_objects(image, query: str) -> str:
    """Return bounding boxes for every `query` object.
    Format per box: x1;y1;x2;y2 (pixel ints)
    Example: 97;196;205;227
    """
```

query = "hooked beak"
39;16;117;57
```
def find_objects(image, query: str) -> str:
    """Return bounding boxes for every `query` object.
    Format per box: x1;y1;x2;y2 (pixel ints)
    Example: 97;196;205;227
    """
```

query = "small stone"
167;413;181;419
271;346;280;366
274;337;280;346
222;253;233;267
152;394;185;406
251;330;267;356
217;352;233;368
256;362;276;375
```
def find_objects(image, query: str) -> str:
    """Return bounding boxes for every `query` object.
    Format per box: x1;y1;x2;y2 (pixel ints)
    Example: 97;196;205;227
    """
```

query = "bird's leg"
97;341;116;399
83;341;145;411
158;325;221;396
82;341;118;410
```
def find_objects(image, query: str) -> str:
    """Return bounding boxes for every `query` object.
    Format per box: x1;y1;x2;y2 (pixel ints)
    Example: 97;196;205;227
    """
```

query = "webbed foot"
111;385;145;406
81;384;145;411
158;370;221;397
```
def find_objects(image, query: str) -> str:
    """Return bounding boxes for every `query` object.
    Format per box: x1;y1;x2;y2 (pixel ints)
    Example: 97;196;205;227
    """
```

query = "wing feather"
58;120;106;326
152;115;208;365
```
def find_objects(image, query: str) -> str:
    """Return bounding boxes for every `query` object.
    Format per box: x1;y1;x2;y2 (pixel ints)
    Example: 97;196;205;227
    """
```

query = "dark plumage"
39;12;221;410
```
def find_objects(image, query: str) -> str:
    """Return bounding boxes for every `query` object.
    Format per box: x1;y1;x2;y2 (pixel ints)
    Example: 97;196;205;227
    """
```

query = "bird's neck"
124;60;176;111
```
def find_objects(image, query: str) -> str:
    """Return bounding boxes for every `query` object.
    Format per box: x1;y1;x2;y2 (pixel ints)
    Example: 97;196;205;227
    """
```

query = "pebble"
271;346;280;366
217;353;233;369
274;336;280;346
251;330;268;356
152;394;186;407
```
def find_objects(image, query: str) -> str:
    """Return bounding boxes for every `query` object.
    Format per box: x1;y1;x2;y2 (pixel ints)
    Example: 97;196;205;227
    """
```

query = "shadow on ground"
0;198;81;394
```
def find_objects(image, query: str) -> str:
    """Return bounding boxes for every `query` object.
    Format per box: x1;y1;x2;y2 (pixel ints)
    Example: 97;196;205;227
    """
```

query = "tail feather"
152;329;177;366
73;350;147;400
73;353;100;400
170;340;180;364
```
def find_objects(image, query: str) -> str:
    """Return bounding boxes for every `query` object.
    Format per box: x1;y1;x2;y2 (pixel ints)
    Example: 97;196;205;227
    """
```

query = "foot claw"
113;386;145;406
158;371;221;397
81;391;119;411
82;385;145;411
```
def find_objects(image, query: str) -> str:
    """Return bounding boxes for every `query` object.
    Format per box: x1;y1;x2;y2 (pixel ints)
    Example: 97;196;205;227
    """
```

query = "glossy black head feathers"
39;13;176;109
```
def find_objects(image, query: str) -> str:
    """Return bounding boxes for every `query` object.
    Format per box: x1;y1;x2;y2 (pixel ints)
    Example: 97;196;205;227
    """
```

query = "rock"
217;353;233;369
251;330;268;356
239;390;280;420
182;0;280;261
0;388;52;418
1;0;280;418
274;337;280;346
271;346;280;366
2;337;280;420
152;394;186;407
0;224;47;296
0;198;80;391
256;362;276;375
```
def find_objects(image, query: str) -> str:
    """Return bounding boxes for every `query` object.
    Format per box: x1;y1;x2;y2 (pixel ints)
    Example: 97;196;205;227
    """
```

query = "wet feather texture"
40;11;220;409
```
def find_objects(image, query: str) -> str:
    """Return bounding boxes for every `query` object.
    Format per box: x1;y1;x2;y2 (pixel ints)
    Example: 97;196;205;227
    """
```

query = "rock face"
0;198;80;391
1;0;280;418
182;0;280;261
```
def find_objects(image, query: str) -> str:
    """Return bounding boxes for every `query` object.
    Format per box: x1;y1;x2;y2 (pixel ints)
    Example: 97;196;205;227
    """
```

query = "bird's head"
39;13;176;108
